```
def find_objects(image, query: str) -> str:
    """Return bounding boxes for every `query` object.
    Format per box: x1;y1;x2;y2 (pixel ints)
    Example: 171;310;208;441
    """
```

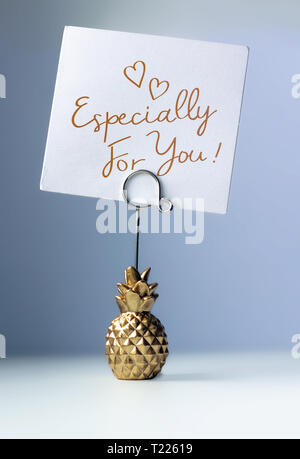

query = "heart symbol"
123;60;146;88
149;78;169;100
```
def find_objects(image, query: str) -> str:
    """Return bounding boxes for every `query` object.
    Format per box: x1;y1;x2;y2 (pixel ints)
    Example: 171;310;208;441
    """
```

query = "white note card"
41;26;248;213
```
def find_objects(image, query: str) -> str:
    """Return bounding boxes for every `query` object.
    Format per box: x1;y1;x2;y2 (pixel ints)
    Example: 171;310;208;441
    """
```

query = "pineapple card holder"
40;26;248;380
105;170;173;380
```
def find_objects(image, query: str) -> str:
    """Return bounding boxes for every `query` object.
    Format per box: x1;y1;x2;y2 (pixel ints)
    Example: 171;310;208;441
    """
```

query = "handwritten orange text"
72;88;217;144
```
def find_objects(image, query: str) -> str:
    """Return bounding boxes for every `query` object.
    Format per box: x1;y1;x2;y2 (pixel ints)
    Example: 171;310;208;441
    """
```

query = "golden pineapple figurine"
105;266;169;380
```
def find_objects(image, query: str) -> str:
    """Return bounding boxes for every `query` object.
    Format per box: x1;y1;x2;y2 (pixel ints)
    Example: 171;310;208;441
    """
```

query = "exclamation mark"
213;142;222;163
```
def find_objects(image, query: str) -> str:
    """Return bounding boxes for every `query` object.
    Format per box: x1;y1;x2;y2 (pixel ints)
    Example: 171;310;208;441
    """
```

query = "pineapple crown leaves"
116;266;159;313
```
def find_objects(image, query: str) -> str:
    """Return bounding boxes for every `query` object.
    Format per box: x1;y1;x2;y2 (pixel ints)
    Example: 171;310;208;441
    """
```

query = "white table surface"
0;351;299;439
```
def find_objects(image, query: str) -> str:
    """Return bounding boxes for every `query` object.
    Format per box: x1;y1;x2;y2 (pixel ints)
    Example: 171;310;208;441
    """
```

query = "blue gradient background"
0;0;299;355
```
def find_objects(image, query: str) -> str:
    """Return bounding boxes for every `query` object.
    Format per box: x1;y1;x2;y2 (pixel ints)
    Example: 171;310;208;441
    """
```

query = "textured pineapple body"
106;312;168;380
